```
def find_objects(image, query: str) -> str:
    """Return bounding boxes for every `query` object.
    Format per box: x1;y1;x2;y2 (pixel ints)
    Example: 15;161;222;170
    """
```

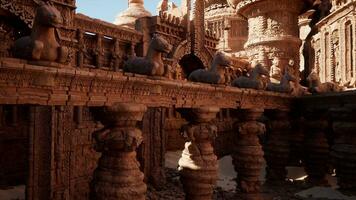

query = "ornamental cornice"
237;0;305;16
74;14;142;43
245;35;302;48
205;5;236;18
315;2;356;29
0;59;292;110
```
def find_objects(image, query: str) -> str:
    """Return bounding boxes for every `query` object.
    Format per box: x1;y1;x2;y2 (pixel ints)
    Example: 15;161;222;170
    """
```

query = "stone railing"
0;58;291;109
72;14;143;70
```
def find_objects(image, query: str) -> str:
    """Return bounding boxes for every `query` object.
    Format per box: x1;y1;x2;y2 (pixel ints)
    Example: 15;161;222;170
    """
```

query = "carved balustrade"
73;14;142;70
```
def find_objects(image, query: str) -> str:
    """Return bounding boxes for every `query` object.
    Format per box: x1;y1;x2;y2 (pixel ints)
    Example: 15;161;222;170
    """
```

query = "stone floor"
147;167;356;200
156;151;356;200
1;151;356;200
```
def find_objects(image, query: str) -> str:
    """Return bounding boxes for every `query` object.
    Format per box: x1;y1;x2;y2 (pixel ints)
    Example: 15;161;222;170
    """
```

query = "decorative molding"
0;59;292;110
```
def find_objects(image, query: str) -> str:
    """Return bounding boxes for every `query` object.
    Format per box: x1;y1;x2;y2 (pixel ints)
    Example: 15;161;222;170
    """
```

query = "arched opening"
179;54;205;78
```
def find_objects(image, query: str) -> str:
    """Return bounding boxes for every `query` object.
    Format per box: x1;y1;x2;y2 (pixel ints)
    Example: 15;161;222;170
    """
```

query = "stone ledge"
0;59;292;109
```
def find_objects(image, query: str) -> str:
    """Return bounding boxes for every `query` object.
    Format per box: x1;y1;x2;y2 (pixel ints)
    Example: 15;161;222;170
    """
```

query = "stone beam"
0;59;292;110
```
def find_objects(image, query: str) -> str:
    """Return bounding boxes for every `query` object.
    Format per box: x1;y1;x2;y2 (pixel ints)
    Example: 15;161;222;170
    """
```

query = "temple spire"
114;0;151;28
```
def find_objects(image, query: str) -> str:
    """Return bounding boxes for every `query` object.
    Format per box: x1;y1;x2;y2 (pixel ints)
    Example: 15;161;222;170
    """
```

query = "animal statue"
266;71;297;93
232;64;269;90
291;80;310;96
188;52;231;84
12;1;68;63
124;34;173;76
307;71;344;93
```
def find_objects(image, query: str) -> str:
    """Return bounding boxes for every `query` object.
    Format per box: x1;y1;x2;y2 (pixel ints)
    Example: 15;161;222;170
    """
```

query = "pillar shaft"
330;107;356;190
92;103;147;200
265;110;291;183
303;109;330;186
178;107;220;200
232;109;265;200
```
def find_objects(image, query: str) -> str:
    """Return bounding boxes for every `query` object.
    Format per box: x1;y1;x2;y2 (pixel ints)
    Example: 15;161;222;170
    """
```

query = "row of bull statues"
12;2;344;96
123;34;343;95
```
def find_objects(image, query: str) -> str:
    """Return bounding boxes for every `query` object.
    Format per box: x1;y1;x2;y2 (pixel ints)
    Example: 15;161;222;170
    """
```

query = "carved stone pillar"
178;107;220;200
289;113;305;166
303;109;330;186
264;110;291;184
232;109;265;200
92;103;147;200
330;106;356;190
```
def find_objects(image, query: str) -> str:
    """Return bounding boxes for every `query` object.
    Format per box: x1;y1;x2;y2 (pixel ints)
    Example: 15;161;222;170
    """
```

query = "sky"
76;0;181;23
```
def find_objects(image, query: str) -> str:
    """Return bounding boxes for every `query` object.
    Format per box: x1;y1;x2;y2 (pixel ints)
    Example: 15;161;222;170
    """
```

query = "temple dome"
114;0;151;28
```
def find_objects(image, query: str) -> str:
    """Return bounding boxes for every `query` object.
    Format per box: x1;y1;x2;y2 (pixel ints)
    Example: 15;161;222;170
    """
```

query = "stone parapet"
0;58;292;110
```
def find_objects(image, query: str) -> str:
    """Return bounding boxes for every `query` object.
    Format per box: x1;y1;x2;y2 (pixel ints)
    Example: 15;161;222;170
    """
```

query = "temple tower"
205;0;248;53
233;0;309;71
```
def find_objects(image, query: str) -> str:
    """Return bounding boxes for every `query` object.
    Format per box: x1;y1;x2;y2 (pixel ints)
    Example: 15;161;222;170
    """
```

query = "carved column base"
92;103;147;200
94;151;146;200
264;110;291;184
178;107;219;200
232;109;265;200
179;141;218;200
331;107;356;190
304;109;329;186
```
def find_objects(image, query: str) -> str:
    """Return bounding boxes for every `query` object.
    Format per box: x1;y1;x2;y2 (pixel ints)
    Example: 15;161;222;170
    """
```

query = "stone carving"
269;57;282;84
266;71;297;93
232;63;269;90
311;1;355;87
232;109;266;200
307;71;344;93
12;1;68;63
304;109;330;186
178;107;219;200
290;80;310;97
265;110;291;184
157;0;183;17
0;0;36;28
286;59;299;78
124;34;173;76
92;103;147;200
188;51;231;84
330;107;356;190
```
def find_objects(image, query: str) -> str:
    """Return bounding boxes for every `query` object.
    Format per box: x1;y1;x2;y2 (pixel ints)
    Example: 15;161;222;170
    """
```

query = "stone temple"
0;0;355;200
